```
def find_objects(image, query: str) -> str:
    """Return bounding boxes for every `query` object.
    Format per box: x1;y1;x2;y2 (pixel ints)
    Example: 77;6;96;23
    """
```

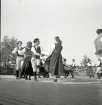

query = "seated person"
63;59;74;78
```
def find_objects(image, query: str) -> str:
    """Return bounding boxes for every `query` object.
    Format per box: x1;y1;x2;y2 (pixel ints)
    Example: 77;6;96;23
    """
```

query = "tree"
1;36;18;64
80;54;91;69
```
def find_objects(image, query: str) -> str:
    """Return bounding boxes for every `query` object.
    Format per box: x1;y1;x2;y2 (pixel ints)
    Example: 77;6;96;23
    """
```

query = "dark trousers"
16;70;19;78
64;70;74;78
16;69;21;79
39;66;49;78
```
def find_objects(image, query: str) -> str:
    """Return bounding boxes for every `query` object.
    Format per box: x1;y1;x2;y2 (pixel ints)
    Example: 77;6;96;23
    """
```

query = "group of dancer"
12;36;65;82
12;29;102;81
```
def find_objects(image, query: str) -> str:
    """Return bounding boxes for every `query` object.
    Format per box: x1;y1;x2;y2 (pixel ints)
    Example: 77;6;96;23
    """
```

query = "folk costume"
31;45;42;80
18;44;34;80
31;44;47;80
47;40;63;82
12;46;24;79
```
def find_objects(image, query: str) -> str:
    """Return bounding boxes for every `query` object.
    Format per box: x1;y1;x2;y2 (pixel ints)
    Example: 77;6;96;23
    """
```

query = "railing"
0;66;15;75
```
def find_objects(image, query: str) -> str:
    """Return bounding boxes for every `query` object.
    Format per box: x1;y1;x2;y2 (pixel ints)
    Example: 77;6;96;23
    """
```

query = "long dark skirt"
20;56;33;77
49;53;63;76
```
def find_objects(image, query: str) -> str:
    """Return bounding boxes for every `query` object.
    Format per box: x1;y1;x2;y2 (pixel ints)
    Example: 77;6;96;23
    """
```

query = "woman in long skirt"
47;36;63;82
18;42;34;80
21;56;33;80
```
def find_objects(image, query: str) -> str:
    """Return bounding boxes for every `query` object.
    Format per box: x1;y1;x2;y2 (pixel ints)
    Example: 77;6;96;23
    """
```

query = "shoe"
33;72;37;80
29;77;31;80
34;77;37;81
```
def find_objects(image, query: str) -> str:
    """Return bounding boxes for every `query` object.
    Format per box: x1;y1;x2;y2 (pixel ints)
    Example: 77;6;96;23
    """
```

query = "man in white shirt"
12;41;24;79
31;38;46;80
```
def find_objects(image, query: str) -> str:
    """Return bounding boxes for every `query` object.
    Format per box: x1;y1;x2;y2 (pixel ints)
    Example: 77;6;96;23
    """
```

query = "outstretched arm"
40;48;48;56
47;44;55;56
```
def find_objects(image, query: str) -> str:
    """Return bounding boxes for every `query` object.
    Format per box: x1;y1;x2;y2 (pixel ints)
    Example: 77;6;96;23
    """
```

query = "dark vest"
34;46;41;59
16;47;24;57
53;43;62;54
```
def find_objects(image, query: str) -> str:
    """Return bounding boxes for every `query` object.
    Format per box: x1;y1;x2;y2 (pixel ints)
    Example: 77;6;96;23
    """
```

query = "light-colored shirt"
95;60;100;66
12;47;23;54
18;48;26;55
72;62;76;67
96;67;102;73
87;63;92;66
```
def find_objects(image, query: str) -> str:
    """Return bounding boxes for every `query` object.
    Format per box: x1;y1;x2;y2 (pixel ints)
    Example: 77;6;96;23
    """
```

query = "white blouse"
12;47;23;54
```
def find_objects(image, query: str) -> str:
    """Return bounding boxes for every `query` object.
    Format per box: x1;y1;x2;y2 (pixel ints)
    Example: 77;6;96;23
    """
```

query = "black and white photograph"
0;0;102;105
